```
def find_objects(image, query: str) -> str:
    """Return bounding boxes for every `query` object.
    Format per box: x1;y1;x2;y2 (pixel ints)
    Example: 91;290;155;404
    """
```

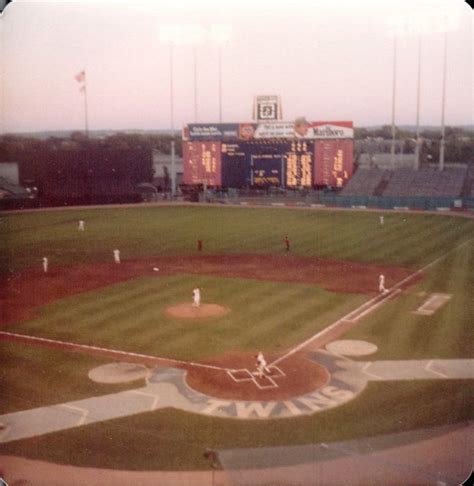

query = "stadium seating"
382;168;467;197
341;168;392;196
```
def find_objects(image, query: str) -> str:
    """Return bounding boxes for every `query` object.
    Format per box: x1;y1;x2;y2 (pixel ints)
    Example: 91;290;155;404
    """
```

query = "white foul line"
425;360;449;378
270;237;474;368
361;362;383;380
129;389;161;411
59;403;89;426
0;331;229;372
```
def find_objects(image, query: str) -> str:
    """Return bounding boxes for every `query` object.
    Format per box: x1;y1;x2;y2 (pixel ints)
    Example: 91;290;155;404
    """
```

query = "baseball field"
0;204;473;474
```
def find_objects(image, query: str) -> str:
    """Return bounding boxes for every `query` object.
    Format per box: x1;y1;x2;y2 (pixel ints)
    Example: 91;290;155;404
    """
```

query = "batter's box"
227;369;254;383
253;374;279;389
265;365;286;379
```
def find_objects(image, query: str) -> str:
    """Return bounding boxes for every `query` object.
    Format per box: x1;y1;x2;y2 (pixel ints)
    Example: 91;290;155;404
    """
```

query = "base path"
0;254;418;327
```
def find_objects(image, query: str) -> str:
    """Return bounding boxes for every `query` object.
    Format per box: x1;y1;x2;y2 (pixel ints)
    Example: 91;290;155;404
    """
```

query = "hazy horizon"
1;0;472;134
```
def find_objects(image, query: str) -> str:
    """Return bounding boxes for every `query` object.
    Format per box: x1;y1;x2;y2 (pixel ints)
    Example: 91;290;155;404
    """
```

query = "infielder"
78;220;85;231
379;274;387;293
256;351;271;378
42;257;48;273
192;287;201;307
113;249;121;264
284;236;290;252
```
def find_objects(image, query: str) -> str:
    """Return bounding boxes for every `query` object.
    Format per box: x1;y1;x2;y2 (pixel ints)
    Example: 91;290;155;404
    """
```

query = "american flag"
75;70;85;83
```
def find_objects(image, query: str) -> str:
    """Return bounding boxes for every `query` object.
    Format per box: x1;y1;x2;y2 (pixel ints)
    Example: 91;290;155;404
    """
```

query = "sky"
0;0;472;133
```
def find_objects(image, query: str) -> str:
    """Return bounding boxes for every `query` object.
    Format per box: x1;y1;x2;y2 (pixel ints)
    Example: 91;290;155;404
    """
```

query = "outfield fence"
201;189;473;212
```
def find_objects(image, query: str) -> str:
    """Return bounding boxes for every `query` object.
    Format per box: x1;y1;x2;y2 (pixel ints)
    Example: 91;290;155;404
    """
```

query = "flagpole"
83;70;89;137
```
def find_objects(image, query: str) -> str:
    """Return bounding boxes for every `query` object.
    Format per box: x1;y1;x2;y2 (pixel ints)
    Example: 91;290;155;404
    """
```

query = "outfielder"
78;220;85;231
113;249;121;264
42;257;48;273
379;215;384;226
192;287;201;307
256;351;271;378
379;274;387;293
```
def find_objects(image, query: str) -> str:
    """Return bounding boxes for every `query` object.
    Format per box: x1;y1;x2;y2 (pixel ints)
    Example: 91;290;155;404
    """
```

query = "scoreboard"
314;139;353;187
183;141;222;186
221;143;250;188
285;141;312;188
182;121;353;189
251;154;283;187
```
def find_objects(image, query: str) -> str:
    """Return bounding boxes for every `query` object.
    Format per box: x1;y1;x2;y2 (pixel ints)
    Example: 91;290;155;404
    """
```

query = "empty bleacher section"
341;168;391;196
383;168;467;197
358;153;415;169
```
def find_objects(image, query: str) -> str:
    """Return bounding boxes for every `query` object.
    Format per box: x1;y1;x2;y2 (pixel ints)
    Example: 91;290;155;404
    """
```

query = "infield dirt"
0;254;420;401
0;254;418;327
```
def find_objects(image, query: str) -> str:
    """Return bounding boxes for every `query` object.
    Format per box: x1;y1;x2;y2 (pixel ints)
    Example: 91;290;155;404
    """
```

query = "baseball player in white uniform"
192;288;201;307
78;220;85;231
379;215;384;226
256;351;271;378
42;257;48;273
113;249;121;264
379;274;387;293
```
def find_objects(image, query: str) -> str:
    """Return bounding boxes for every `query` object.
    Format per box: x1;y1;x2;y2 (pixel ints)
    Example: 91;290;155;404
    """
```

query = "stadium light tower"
386;10;459;171
159;25;208;195
210;25;232;123
414;36;422;170
390;36;397;170
439;29;448;171
159;24;232;126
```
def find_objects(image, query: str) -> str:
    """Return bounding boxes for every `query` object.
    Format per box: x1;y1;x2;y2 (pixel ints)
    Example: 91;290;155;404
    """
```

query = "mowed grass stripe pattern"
345;240;474;359
2;206;474;272
0;342;143;415
9;274;366;361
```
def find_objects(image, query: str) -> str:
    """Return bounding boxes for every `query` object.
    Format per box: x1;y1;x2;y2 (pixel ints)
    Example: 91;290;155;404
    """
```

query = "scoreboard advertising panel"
182;121;352;188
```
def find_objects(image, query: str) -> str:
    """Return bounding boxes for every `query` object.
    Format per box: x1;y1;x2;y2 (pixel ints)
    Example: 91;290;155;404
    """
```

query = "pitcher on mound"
192;287;201;307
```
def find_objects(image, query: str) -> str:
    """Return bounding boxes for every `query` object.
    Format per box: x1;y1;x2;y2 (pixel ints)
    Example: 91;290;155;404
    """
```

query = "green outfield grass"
1;206;473;273
1;205;473;470
0;342;144;415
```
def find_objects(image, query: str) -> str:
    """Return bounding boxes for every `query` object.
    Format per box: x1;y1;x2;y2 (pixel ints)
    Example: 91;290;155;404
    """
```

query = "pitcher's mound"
326;339;378;357
166;303;230;319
